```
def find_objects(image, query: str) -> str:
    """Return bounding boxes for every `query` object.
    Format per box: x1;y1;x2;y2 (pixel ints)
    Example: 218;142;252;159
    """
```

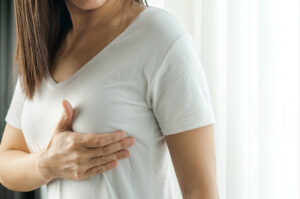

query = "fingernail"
112;161;117;166
117;131;126;139
62;111;67;119
122;151;129;157
129;138;135;144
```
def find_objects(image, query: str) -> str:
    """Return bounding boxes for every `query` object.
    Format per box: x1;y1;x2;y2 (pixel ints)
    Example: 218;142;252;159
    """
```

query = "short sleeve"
5;77;26;130
149;33;216;136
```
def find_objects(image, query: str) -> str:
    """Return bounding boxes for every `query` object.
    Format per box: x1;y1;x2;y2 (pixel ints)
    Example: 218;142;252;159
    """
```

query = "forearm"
0;149;50;192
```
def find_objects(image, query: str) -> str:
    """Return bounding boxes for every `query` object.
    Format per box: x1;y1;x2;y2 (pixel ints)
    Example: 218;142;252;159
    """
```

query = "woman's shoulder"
141;6;187;44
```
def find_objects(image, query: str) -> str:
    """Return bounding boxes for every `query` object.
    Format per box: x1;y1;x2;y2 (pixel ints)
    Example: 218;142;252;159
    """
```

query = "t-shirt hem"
5;114;22;130
160;115;216;136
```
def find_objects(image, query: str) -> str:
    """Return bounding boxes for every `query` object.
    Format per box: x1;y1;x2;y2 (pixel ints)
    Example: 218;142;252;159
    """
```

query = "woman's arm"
0;100;135;192
165;124;219;199
0;123;49;191
0;124;134;192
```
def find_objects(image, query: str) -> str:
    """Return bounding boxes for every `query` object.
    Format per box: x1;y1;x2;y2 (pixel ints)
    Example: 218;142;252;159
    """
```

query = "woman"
0;0;219;198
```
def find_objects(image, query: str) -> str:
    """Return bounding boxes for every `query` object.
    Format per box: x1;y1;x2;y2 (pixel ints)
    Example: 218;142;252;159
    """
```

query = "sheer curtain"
150;0;300;198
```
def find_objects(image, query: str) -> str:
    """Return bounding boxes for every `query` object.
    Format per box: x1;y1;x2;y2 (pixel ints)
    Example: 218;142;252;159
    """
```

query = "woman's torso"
21;6;185;199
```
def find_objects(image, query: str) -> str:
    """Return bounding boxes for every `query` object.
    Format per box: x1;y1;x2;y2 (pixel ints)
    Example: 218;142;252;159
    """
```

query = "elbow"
0;181;18;192
0;176;35;192
0;176;17;192
0;159;36;192
182;183;220;199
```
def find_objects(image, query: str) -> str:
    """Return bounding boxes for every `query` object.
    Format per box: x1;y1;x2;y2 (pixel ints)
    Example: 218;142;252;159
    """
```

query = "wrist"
36;148;55;184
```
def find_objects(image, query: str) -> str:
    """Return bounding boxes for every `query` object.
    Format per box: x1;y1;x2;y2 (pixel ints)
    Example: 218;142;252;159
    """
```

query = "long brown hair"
13;0;148;100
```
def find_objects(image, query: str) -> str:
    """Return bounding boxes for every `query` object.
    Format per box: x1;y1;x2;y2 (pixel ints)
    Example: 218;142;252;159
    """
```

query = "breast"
21;73;161;153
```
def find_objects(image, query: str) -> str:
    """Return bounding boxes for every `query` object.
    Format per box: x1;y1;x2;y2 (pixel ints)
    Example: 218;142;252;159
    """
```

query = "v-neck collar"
45;6;154;88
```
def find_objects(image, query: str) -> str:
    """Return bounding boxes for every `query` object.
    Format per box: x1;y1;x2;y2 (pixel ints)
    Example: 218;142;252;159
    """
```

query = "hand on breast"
37;99;135;182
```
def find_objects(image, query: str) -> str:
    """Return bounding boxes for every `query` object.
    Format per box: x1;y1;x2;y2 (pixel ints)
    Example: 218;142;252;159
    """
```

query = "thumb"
55;99;74;132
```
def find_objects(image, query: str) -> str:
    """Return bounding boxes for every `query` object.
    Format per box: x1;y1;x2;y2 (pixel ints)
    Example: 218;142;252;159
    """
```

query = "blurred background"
1;0;300;199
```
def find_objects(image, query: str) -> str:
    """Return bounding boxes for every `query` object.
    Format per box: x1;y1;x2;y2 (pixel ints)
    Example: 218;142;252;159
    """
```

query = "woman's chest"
21;71;157;152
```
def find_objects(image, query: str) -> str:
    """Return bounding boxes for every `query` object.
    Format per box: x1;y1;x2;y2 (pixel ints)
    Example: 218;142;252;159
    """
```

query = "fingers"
55;99;74;132
69;139;133;180
86;149;129;170
76;130;129;148
82;161;118;179
86;137;135;158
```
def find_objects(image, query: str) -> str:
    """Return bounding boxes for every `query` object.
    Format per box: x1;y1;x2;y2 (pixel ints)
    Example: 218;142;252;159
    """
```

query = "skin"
0;0;220;198
50;0;146;83
165;125;219;199
0;100;134;191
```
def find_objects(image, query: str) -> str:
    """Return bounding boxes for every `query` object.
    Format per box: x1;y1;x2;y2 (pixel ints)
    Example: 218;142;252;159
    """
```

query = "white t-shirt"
5;5;215;199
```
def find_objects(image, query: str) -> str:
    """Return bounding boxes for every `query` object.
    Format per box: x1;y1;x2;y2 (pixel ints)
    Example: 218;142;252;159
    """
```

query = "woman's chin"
68;0;107;11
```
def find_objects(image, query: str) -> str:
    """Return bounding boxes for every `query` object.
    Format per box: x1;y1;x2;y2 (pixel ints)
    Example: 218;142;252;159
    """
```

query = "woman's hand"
37;99;135;183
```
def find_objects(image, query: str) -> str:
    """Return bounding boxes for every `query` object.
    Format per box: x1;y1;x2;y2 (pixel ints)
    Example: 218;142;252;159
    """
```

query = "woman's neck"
64;0;131;37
